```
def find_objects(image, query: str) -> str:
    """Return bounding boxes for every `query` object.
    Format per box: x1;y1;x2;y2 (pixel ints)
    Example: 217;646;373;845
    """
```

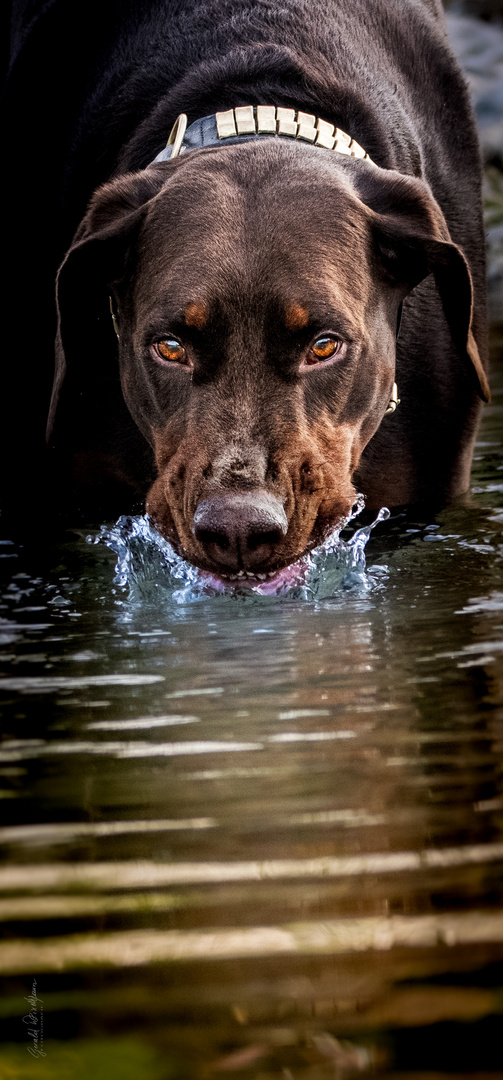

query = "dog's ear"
353;167;490;403
47;165;168;444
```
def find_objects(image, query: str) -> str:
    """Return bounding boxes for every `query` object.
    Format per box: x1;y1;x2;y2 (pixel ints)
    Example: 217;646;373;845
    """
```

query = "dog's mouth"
178;520;336;593
215;566;289;582
196;557;311;594
188;513;362;594
146;477;364;594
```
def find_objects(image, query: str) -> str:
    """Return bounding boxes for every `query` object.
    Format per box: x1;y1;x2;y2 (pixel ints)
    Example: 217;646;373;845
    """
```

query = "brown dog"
7;0;489;579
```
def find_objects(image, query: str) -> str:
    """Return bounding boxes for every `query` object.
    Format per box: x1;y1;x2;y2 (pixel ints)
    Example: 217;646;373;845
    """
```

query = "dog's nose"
193;491;288;572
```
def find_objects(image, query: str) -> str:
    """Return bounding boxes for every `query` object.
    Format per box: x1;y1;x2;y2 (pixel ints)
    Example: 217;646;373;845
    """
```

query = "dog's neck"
152;107;375;165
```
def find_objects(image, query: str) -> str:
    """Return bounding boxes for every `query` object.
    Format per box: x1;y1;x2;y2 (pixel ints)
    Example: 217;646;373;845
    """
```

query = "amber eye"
153;338;190;365
304;335;346;366
301;335;346;369
313;336;337;358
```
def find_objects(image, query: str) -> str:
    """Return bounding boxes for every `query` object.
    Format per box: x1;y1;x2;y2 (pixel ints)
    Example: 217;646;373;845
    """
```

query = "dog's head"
50;139;489;581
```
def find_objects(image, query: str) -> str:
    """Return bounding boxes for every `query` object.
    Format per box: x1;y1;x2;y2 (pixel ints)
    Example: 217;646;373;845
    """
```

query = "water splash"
89;497;390;604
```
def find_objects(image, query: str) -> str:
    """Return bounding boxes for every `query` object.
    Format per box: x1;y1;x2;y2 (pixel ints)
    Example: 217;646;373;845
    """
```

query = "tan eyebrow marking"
184;301;208;329
285;303;309;330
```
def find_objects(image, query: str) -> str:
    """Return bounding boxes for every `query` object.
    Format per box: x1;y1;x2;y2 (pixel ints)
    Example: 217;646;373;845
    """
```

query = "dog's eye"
303;335;346;367
153;338;190;365
312;337;338;359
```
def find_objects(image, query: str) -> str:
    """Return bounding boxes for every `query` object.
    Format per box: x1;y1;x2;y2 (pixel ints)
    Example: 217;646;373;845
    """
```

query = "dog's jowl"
2;0;490;580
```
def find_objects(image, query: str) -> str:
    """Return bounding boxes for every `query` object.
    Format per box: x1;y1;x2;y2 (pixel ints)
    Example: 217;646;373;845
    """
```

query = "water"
0;332;502;1078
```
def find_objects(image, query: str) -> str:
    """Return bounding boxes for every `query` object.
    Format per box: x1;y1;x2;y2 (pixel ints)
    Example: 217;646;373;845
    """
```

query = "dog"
2;0;490;582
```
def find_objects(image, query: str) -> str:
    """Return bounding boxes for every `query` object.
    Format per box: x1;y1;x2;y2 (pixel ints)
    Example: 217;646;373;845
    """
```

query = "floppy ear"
46;165;175;506
47;165;169;445
353;167;490;403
